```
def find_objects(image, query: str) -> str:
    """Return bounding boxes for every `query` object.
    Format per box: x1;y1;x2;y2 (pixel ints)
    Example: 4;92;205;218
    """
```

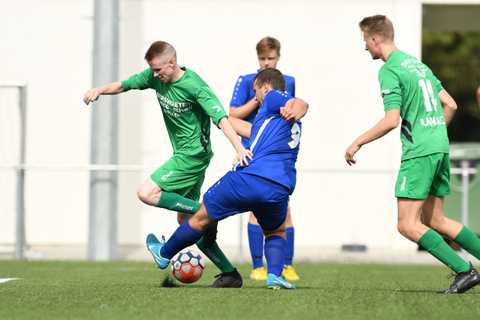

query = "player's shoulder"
265;90;292;103
378;62;396;80
181;67;209;85
239;73;257;82
283;74;295;83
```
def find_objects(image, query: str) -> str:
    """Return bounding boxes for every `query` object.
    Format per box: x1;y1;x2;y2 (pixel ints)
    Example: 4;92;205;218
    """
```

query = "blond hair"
359;15;394;41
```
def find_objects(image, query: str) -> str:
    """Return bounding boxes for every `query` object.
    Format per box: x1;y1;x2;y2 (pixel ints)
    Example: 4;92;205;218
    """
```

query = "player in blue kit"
146;68;308;289
230;37;299;282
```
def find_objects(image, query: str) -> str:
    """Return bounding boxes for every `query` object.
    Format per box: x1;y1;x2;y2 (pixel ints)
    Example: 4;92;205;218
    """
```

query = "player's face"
149;55;176;82
257;50;280;70
253;81;268;103
363;32;381;60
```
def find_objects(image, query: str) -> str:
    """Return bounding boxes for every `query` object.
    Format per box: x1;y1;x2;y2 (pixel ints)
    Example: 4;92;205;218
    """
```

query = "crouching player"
146;68;308;289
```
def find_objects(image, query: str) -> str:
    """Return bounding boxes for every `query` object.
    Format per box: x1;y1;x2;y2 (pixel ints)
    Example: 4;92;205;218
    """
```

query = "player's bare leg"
397;198;428;242
137;178;199;214
421;195;462;239
397;197;477;293
421;195;480;293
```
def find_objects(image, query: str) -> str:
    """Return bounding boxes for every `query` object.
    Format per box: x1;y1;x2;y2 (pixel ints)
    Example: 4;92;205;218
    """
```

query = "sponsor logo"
420;116;445;127
175;202;194;211
161;171;173;181
212;105;223;113
401;58;429;78
156;93;193;117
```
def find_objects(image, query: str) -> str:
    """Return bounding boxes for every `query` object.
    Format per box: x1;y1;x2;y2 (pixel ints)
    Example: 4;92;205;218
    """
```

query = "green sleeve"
195;86;227;126
121;68;153;91
431;74;443;93
378;67;402;111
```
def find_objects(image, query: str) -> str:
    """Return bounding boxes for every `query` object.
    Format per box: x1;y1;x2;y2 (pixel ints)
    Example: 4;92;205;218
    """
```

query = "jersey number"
288;123;301;149
419;79;437;112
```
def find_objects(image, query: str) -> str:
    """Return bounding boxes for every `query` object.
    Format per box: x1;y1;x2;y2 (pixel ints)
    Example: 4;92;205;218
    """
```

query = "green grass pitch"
0;261;479;320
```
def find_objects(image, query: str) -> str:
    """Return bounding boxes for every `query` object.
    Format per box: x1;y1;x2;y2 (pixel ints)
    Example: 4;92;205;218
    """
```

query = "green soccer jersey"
378;50;450;160
121;67;227;157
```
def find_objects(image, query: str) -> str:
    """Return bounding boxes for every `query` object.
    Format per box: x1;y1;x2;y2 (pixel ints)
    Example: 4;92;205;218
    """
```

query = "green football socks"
455;226;480;260
196;238;235;273
156;191;200;215
419;229;470;273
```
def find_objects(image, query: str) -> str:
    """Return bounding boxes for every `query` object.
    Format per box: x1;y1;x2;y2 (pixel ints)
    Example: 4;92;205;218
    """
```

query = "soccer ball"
171;250;205;283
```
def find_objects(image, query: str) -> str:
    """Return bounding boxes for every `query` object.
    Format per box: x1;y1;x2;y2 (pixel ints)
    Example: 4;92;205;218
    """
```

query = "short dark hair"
144;41;176;61
256;37;281;56
254;68;285;91
359;15;394;41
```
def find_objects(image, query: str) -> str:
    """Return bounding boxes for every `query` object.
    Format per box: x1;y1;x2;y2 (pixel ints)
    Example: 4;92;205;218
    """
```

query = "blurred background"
1;0;479;262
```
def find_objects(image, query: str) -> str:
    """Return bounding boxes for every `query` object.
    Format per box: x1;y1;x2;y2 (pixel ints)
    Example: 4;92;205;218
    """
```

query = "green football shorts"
150;152;212;201
395;152;451;200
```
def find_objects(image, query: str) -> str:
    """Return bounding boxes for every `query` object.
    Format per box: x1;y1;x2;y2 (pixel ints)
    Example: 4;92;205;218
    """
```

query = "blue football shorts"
203;170;290;231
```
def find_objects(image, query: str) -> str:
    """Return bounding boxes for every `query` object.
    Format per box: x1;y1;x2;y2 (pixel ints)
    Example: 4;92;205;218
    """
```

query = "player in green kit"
83;41;252;287
345;15;480;294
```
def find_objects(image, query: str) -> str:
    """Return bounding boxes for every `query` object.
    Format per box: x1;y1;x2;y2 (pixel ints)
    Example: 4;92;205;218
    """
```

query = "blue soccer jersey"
230;72;295;145
238;90;301;193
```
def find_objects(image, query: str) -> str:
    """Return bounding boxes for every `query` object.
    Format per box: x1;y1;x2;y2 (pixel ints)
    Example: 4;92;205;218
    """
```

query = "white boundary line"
0;278;19;284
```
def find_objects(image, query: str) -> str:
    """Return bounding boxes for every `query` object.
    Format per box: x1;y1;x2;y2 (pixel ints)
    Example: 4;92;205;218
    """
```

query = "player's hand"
234;148;253;167
345;143;361;166
280;104;297;121
83;88;102;105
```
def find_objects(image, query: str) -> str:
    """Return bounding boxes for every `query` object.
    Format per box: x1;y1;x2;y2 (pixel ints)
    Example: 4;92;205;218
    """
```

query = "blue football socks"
160;221;203;259
285;227;295;266
264;235;286;276
248;223;265;268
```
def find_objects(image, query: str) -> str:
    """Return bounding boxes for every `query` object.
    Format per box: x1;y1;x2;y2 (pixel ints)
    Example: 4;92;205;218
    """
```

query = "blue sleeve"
263;91;290;114
287;77;296;97
229;76;250;107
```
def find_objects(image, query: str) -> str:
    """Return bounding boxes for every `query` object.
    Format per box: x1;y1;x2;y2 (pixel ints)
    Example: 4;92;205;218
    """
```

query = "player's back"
379;50;449;160
239;90;301;193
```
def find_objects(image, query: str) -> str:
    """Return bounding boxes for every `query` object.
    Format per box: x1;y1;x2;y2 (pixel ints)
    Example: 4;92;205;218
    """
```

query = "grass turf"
0;261;479;320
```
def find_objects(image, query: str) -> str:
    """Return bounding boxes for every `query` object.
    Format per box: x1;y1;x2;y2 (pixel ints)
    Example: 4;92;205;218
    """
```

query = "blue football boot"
146;233;170;269
266;273;296;290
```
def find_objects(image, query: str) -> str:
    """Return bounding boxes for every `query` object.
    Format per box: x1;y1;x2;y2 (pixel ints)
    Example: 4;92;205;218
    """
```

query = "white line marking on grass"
0;278;19;284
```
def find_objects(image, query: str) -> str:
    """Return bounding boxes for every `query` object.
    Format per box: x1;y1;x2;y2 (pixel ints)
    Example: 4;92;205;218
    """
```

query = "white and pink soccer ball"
171;250;205;283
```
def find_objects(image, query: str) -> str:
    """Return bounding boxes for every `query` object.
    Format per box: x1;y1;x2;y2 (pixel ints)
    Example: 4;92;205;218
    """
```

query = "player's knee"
426;215;445;231
264;227;285;238
136;188;150;204
397;221;408;236
177;213;187;224
248;213;258;224
397;221;415;240
189;215;210;232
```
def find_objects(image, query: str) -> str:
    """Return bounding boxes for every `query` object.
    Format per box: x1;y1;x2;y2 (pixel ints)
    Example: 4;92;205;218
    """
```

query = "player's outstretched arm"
229;117;252;139
438;89;458;125
229;98;260;119
345;109;400;166
218;117;253;166
280;98;309;121
83;81;125;105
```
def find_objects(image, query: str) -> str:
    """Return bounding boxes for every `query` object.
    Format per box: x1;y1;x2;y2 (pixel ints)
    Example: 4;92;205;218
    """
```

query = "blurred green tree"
422;31;480;142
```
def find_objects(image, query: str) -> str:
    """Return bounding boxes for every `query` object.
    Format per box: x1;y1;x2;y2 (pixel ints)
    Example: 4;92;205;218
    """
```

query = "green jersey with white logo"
379;50;449;160
121;67;227;158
